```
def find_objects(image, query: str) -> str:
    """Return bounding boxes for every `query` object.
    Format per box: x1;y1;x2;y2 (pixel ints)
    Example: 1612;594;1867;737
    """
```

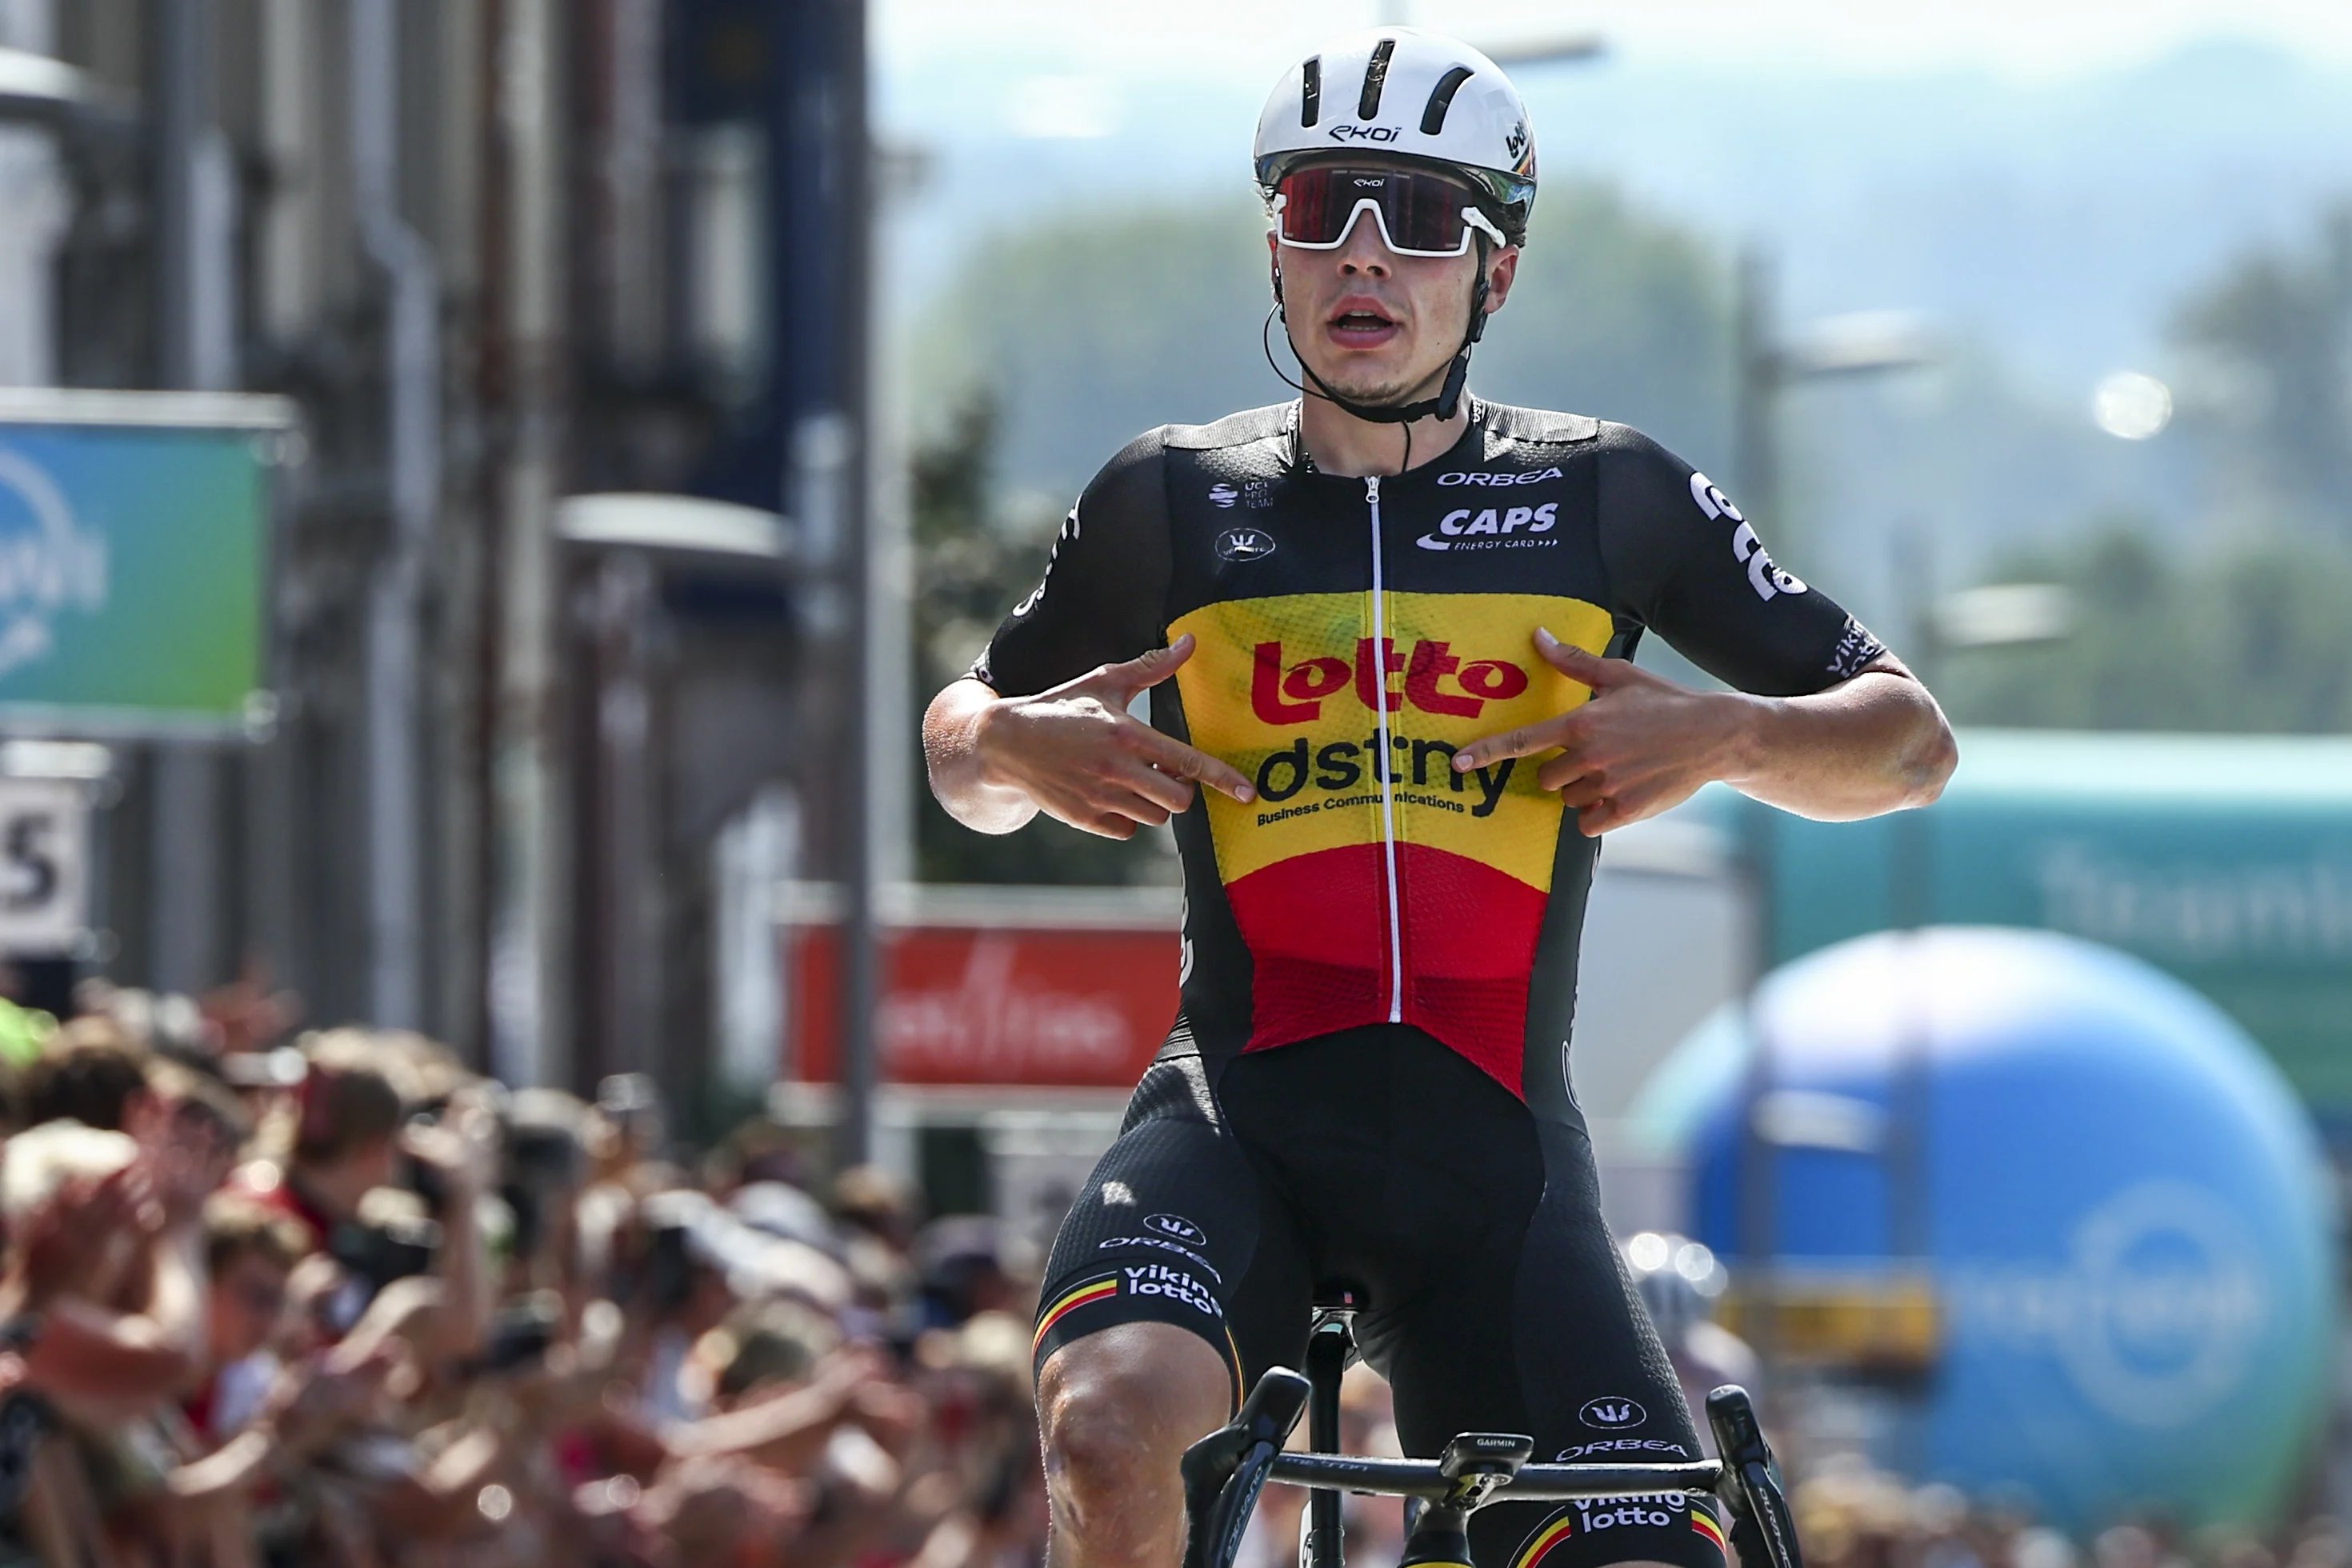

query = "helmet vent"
1419;66;1474;135
1357;37;1396;119
1300;56;1321;126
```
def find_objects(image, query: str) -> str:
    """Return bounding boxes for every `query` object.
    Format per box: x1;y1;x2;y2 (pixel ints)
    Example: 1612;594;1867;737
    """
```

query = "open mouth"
1327;305;1399;349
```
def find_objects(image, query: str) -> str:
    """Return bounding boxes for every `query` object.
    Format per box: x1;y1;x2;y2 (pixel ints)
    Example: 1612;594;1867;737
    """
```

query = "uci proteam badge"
1216;526;1277;562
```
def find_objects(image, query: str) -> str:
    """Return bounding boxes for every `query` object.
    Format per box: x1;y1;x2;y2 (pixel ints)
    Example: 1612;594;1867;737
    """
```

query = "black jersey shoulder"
968;425;1177;697
1163;402;1296;456
1470;401;1602;454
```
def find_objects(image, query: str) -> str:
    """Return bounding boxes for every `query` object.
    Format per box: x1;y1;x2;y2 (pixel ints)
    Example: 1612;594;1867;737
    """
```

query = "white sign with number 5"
0;778;87;954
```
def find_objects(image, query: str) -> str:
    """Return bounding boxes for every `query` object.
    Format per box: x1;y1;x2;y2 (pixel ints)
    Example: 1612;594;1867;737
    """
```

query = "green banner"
0;391;290;732
1718;730;2352;1126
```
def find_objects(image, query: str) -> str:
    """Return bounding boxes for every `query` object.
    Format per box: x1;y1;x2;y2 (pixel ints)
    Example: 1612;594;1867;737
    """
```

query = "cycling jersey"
974;399;1885;1114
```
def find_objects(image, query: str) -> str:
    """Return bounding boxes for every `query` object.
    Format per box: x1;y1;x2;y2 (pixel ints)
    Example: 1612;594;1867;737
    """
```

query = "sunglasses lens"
1276;166;1479;254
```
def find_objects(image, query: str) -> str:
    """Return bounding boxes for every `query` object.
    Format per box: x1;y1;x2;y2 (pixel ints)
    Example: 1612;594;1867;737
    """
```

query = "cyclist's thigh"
1384;1117;1723;1568
1033;1048;1311;1409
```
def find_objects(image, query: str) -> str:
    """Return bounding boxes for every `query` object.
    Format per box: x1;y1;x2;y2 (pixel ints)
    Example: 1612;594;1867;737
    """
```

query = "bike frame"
1180;1298;1806;1568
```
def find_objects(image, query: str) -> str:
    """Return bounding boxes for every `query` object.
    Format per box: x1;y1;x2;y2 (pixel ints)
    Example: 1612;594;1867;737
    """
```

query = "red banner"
786;922;1180;1089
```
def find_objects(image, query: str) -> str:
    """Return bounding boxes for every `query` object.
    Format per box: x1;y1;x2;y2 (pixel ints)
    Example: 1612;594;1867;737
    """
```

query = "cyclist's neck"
1297;388;1470;479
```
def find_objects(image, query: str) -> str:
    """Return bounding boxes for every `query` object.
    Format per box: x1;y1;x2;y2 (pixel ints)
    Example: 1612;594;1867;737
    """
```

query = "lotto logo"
1251;638;1529;726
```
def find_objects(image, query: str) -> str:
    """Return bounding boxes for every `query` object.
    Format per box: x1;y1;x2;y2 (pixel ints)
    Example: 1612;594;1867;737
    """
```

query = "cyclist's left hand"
1452;627;1746;837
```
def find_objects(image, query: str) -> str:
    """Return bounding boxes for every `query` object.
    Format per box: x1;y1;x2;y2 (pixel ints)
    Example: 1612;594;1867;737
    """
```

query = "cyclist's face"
1270;174;1518;410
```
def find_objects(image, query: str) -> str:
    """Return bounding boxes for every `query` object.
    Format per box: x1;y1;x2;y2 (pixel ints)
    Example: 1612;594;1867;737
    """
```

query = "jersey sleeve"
1594;425;1889;697
968;429;1176;698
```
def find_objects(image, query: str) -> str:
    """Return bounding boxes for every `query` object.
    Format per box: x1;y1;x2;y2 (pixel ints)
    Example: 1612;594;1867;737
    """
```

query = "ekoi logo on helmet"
1252;637;1529;726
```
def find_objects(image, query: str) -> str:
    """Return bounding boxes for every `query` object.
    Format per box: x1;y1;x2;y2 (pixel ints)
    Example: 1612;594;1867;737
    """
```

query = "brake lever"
1182;1369;1313;1568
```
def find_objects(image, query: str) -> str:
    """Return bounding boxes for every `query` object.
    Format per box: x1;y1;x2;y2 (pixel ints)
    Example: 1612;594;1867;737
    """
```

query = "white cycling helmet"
1254;27;1538;246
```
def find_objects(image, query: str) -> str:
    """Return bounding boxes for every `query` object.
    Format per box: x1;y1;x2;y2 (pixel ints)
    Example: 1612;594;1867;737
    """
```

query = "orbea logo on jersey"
1438;467;1562;486
1253;637;1529;726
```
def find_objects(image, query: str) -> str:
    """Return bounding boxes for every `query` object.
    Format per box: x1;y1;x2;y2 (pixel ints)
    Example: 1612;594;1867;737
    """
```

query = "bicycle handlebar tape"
1182;1370;1313;1568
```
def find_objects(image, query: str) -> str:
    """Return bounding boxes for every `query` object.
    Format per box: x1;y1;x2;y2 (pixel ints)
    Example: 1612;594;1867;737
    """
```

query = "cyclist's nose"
1334;210;1394;277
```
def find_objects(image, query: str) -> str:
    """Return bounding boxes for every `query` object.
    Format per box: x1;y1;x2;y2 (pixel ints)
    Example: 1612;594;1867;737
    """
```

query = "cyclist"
923;27;1956;1568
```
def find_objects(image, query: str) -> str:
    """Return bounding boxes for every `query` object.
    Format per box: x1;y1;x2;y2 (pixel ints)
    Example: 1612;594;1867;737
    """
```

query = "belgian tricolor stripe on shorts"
1690;1503;1728;1557
1030;1270;1246;1410
1512;1512;1576;1568
1032;1275;1121;1358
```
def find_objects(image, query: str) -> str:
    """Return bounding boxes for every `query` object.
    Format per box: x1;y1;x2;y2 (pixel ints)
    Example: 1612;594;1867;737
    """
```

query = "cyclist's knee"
1038;1323;1230;1558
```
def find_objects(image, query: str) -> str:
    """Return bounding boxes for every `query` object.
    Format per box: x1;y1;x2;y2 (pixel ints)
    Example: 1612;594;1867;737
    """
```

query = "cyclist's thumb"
1106;633;1198;694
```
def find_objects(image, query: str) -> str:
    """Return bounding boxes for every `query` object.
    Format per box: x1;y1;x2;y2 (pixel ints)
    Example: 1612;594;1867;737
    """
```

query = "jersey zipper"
1365;475;1404;1025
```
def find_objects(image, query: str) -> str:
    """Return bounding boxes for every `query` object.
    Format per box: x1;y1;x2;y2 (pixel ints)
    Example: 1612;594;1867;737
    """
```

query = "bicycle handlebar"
1266;1452;1724;1502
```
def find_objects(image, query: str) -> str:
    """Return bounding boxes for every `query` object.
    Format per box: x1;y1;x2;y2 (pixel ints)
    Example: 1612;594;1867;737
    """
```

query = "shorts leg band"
1030;1264;1244;1411
1499;1488;1730;1568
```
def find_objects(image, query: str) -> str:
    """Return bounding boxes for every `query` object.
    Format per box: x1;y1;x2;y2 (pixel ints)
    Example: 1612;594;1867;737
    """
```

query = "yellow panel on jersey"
1170;590;1614;889
1170;590;1616;1084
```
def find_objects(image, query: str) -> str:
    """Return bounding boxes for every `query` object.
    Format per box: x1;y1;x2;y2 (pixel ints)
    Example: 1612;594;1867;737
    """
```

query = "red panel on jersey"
1226;842;1547;1097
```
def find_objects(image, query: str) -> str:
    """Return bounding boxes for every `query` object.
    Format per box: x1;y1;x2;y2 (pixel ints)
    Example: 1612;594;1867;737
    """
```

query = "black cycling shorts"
1032;1026;1726;1568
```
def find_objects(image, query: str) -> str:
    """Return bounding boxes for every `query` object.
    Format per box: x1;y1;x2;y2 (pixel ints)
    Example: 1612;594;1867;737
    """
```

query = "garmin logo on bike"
1578;1396;1646;1430
1216;527;1278;563
1416;503;1560;553
1144;1212;1207;1245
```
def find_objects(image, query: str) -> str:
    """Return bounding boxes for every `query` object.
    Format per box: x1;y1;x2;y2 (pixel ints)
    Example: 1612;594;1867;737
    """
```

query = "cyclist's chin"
1306;356;1442;411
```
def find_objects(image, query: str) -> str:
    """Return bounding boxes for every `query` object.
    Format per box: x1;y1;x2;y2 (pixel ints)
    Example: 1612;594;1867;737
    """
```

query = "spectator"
19;1018;148;1131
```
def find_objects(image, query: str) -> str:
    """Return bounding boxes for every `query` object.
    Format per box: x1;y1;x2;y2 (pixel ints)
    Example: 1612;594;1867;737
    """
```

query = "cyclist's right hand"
978;634;1256;838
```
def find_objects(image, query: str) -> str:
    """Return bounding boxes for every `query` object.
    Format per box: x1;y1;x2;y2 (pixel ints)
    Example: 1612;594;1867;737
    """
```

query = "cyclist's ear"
1483;245;1519;314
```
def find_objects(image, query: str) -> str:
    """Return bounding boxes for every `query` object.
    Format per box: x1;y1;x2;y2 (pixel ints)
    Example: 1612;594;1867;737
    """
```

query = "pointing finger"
1452;717;1568;772
1135;727;1257;803
1101;634;1199;697
1534;627;1631;688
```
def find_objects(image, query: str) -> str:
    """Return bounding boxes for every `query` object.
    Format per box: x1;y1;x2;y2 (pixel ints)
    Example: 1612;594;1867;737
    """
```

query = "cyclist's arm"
1590;427;1954;820
924;432;1254;838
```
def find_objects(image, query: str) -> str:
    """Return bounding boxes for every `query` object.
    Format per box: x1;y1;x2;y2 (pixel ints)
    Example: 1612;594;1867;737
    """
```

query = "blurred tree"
1938;522;2352;732
910;180;1733;502
2176;206;2352;535
908;393;1176;886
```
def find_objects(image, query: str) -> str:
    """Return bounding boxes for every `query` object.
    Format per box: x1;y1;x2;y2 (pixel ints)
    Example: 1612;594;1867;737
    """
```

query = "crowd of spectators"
0;982;2342;1568
0;982;1048;1568
1786;1462;2352;1568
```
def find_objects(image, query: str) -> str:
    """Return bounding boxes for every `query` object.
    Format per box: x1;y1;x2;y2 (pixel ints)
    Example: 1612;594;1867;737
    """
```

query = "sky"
871;0;2352;610
876;0;2352;85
